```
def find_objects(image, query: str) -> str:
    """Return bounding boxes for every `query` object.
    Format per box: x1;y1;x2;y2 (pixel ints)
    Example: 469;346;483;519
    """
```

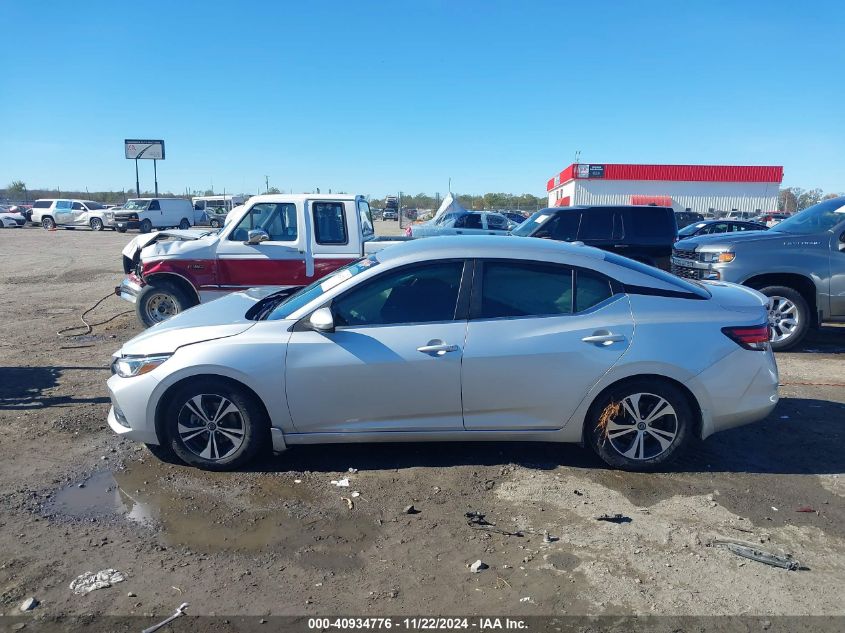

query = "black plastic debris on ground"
594;513;632;524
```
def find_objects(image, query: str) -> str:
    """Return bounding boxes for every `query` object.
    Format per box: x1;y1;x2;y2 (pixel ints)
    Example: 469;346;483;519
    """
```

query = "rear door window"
455;214;483;229
478;261;573;318
575;270;613;312
578;208;613;240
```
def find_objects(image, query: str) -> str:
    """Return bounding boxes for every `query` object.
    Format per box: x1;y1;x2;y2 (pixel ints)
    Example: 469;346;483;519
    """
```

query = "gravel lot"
1;223;844;621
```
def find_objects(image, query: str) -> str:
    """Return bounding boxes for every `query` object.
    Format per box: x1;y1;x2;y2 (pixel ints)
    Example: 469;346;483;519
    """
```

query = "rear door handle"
417;343;459;356
582;333;625;345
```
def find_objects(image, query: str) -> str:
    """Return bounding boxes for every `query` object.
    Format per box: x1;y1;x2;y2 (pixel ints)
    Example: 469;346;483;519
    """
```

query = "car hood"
675;229;801;251
119;289;271;355
120;229;216;261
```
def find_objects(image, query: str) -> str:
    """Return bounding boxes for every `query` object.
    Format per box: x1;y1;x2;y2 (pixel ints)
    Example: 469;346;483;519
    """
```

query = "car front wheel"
135;279;197;327
159;378;268;470
588;379;694;471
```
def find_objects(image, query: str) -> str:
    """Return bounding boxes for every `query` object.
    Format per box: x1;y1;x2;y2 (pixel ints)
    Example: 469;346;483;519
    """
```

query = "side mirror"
839;231;845;251
308;307;335;333
245;229;269;245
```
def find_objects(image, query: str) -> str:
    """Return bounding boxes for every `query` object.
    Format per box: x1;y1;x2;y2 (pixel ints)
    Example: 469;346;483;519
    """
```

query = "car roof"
543;205;672;212
249;193;359;203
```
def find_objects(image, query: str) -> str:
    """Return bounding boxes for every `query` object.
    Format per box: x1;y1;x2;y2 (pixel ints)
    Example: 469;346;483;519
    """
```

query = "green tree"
7;180;27;201
266;186;281;194
797;188;823;210
778;188;799;214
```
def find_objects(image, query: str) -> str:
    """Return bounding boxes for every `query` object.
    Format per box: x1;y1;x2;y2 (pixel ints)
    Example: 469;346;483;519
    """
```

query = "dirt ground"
1;223;844;623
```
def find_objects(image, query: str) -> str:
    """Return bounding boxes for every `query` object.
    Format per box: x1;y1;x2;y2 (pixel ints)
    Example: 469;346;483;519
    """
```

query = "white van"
113;198;194;233
34;199;116;231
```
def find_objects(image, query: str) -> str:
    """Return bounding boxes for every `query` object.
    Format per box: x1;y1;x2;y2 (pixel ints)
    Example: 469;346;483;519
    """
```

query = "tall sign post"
124;139;165;197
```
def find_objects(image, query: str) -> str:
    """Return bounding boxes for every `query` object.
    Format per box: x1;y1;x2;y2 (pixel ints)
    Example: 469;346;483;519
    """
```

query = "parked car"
754;213;789;228
7;204;32;223
513;205;677;270
677;219;767;239
382;209;398;221
0;212;23;228
409;211;512;237
674;211;705;229
672;196;845;350
32;199;115;231
501;212;528;225
113;198;195;233
29;199;56;225
192;195;245;228
106;235;778;472
116;194;403;326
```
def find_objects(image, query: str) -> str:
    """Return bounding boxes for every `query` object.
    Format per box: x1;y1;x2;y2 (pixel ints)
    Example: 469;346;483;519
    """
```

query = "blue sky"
1;0;843;197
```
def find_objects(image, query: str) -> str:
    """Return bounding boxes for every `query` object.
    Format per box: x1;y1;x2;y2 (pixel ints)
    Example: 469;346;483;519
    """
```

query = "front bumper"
116;220;140;230
107;373;161;445
115;276;143;304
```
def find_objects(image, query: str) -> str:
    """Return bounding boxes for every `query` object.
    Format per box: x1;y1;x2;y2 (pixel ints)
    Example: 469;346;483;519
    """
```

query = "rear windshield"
603;252;710;298
33;200;53;208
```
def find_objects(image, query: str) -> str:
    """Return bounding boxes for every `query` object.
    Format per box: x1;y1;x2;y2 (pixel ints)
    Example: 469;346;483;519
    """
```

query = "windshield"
771;198;845;235
122;199;149;211
266;255;380;320
678;222;706;236
511;210;551;237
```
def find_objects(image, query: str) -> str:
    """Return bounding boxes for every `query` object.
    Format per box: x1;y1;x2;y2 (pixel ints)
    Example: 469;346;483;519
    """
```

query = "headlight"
700;251;735;263
114;354;172;378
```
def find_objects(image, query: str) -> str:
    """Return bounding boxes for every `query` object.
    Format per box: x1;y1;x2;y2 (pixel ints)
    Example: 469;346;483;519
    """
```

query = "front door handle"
581;332;625;346
417;341;459;356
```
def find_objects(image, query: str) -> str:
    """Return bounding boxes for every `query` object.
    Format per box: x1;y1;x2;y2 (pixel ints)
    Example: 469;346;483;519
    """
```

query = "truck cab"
118;194;404;326
672;196;845;350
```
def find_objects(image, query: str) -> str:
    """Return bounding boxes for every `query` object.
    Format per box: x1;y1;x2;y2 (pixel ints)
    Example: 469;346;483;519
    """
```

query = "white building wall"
548;181;576;207
571;179;779;214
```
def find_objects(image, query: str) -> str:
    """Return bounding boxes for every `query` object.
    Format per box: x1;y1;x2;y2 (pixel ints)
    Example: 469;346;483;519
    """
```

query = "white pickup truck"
117;194;407;326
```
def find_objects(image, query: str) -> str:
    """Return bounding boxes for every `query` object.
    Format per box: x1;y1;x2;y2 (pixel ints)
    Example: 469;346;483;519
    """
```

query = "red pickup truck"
118;194;405;326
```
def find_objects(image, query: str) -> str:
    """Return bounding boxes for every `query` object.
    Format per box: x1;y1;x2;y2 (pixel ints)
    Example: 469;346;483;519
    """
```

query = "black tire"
158;378;268;470
210;219;220;228
757;285;810;351
587;378;694;472
139;219;153;234
135;279;198;327
89;217;104;231
116;226;127;233
179;218;191;230
41;216;55;230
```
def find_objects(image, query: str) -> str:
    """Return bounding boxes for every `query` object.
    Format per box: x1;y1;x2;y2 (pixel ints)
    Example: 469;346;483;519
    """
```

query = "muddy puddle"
46;461;377;563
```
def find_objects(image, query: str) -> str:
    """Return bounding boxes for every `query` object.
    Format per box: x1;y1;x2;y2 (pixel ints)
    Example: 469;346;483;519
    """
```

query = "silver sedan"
107;236;779;471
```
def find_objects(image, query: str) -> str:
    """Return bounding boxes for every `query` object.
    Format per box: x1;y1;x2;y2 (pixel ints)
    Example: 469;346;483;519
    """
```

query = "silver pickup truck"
672;196;845;350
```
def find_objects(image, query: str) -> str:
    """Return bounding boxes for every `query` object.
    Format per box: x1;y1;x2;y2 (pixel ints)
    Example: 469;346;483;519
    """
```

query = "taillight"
722;324;770;350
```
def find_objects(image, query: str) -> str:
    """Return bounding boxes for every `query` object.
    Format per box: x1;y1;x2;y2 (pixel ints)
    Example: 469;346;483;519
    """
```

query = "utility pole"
265;175;269;194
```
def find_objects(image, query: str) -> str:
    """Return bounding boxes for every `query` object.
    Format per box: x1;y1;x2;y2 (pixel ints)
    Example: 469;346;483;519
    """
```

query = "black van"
511;205;677;270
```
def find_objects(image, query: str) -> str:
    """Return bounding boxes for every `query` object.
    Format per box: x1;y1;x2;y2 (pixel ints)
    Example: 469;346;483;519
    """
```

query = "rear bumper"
688;347;779;438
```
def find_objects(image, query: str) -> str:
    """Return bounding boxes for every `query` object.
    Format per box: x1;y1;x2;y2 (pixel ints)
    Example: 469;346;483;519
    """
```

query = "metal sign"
575;164;605;179
125;139;165;160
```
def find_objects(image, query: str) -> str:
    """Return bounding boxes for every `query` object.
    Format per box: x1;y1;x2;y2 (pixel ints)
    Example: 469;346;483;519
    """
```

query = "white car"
107;235;778;472
32;199;115;231
0;212;23;228
410;211;513;237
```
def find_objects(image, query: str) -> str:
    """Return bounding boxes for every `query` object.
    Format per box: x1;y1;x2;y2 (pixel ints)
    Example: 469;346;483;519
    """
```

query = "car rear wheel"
41;216;55;230
135;279;197;327
758;286;809;351
210;219;220;228
89;217;104;231
159;378;268;470
588;379;694;471
139;219;153;233
179;218;191;230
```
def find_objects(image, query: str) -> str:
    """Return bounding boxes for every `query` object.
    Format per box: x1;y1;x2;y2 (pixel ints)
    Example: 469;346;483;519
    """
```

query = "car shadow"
0;365;111;410
245;396;844;476
786;324;845;354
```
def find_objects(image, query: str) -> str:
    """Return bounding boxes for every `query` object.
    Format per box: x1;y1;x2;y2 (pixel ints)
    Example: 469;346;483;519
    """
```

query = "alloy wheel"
767;296;799;343
177;394;246;461
605;393;679;461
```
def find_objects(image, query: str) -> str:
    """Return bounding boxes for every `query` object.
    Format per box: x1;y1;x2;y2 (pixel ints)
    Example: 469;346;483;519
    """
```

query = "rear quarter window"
627;207;676;239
